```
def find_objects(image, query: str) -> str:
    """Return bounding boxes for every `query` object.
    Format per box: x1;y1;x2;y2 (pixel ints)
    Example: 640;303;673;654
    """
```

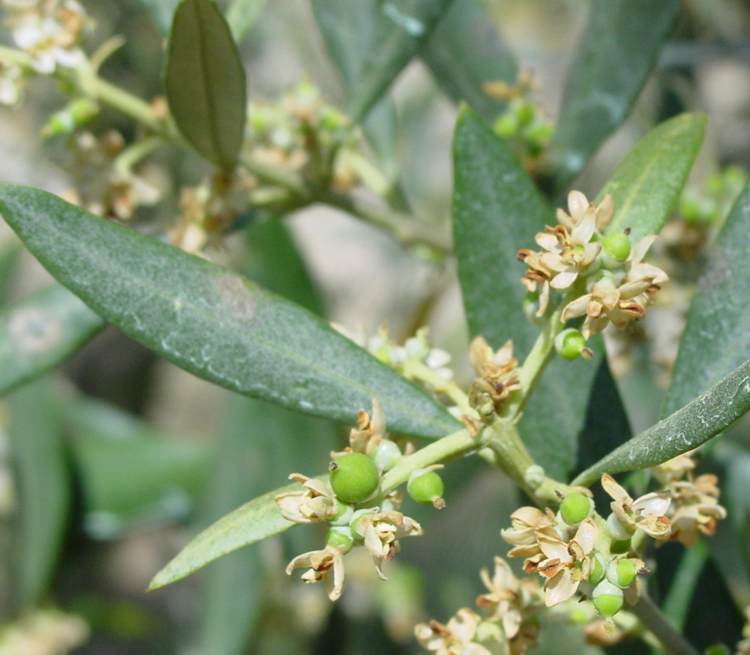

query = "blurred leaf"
662;540;708;630
0;239;20;305
138;0;180;34
226;0;267;41
601;113;706;241
65;397;212;539
452;107;601;477
0;186;459;438
664;181;750;416
8;380;70;607
421;0;516;120
572;359;750;486
312;0;454;123
0;285;104;396
148;481;295;590
552;0;679;189
166;0;247;169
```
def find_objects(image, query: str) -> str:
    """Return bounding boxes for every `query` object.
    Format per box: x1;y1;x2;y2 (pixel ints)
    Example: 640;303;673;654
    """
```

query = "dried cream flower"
469;337;520;416
501;506;558;557
667;474;726;547
415;608;494;655
348;398;386;455
357;510;422;578
601;474;671;540
285;544;346;601
275;473;338;524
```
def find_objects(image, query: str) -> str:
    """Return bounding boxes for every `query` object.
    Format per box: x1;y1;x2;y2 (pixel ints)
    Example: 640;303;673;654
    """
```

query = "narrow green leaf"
452;107;600;478
0;185;459;438
663;181;750;416
225;0;267;41
0;285;104;396
421;0;516;120
166;0;247;169
148;481;294;590
601;113;706;241
0;239;20;305
572;359;750;486
552;0;679;189
8;380;70;607
138;0;180;34
662;541;708;631
312;0;454;123
66;397;212;539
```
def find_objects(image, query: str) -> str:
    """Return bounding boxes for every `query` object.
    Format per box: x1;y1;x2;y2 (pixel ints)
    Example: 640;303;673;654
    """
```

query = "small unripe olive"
512;99;535;127
494;112;518;138
326;527;354;553
588;553;607;585
407;469;445;507
592;580;624;617
569;607;589;625
602;232;631;262
329;452;379;503
607;558;637;588
555;329;587;361
559;492;593;525
374;439;401;472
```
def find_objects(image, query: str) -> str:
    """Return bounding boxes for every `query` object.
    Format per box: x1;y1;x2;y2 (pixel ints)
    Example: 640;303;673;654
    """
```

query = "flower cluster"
0;608;88;655
276;401;439;601
653;451;727;547
415;557;542;655
468;336;520;421
3;0;90;74
518;191;669;352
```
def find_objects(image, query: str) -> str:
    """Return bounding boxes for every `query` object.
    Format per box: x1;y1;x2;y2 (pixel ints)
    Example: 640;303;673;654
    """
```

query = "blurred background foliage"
0;0;749;653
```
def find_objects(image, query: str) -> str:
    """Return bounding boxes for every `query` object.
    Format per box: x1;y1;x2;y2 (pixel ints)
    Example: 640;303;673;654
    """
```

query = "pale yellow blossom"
601;474;671;540
275;473;338;524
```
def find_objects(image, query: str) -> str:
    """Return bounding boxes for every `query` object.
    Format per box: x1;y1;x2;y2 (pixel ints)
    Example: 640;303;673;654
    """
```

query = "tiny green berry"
512;99;535;127
326;527;354;553
407;469;445;508
607;558;637;588
559;492;592;525
592;580;624;618
602;231;631;262
588;553;607;585
555;329;587;361
329;452;379;504
569;607;589;625
373;439;401;472
494;112;519;139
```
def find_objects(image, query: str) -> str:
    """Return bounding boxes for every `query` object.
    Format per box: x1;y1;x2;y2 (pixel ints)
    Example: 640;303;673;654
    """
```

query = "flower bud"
43;98;99;138
588;552;607;585
606;513;632;541
554;329;588;361
602;231;631;263
592;580;624;617
373;439;401;472
329;452;380;503
606;558;637;588
326;526;354;553
407;468;445;509
559;492;593;525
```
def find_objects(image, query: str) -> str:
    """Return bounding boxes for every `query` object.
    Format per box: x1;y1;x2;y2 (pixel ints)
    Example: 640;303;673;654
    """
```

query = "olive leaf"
148;482;295;590
166;0;247;170
663;181;750;416
0;285;104;396
572;358;750;486
0;185;459;438
552;0;680;190
602;113;707;241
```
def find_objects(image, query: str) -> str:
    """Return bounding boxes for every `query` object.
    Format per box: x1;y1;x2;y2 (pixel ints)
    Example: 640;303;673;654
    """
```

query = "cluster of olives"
558;493;639;619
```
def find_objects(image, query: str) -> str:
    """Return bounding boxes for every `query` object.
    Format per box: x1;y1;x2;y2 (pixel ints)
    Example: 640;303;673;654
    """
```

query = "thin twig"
631;592;701;655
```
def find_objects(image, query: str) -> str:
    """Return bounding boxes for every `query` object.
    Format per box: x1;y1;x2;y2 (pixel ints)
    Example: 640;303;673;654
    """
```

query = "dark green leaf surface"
552;0;679;189
0;239;20;305
149;481;294;590
138;0;180;34
663;182;750;416
166;0;247;169
572;359;750;486
0;185;459;438
452;108;599;478
601;113;706;241
9;380;70;607
0;285;104;396
66;398;212;538
422;0;516;120
312;0;454;123
226;0;267;41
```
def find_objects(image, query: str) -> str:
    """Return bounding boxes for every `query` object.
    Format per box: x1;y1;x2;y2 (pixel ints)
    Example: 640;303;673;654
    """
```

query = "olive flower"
275;473;338;524
356;510;422;578
667;474;727;547
601;474;671;540
285;544;346;601
415;608;494;655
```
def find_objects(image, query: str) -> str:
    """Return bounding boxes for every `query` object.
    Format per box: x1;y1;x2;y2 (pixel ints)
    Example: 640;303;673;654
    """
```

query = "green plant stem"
400;359;474;417
631;593;701;655
381;428;480;492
